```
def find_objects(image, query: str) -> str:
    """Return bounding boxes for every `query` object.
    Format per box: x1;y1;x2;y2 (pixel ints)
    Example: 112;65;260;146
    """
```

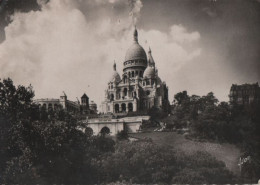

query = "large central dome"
125;27;147;62
125;42;147;61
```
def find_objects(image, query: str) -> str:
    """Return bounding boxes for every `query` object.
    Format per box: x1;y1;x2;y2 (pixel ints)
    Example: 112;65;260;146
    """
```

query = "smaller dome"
143;66;155;78
109;62;121;83
110;71;121;83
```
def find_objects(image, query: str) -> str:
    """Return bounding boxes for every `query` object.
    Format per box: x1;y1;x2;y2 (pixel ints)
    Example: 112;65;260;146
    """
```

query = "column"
113;104;115;113
119;103;122;112
121;89;124;99
133;100;137;112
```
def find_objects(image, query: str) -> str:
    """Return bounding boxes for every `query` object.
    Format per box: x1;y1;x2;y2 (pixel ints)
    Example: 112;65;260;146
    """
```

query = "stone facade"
101;27;169;115
229;82;260;105
85;115;150;136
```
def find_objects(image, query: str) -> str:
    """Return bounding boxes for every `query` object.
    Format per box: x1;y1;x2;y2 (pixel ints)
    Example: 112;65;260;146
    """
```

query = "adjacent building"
229;82;260;105
34;92;97;114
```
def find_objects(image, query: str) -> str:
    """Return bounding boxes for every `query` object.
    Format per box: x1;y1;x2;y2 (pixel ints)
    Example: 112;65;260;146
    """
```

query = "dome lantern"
148;46;155;67
134;25;138;42
113;61;116;71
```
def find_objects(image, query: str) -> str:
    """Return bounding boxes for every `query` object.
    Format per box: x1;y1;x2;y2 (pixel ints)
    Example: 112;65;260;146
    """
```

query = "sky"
0;0;259;110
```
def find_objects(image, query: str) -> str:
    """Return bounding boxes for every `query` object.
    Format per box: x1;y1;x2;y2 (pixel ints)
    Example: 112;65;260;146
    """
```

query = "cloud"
128;0;143;25
0;0;201;109
170;25;200;43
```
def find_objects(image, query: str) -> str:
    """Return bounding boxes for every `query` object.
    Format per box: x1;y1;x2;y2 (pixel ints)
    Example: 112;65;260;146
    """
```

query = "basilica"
101;27;169;115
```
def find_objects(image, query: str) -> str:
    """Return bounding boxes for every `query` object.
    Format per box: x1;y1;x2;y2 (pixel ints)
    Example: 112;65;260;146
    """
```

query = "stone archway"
100;127;110;135
48;103;53;111
42;103;47;110
54;104;58;110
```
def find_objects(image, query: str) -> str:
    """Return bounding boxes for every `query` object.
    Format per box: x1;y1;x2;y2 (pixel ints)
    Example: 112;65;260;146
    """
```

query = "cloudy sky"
0;0;259;108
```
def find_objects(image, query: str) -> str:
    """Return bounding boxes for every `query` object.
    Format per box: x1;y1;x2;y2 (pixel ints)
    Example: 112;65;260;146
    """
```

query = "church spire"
133;25;138;42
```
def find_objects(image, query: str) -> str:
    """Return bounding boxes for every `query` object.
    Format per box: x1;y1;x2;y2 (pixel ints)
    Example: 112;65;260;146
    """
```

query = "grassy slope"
129;132;241;175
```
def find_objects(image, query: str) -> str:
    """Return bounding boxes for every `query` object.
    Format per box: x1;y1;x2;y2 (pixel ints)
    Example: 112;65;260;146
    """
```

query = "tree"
174;91;189;105
0;78;34;182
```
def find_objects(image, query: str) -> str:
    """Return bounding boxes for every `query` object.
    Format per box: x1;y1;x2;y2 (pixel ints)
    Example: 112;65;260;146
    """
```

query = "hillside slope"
129;132;241;175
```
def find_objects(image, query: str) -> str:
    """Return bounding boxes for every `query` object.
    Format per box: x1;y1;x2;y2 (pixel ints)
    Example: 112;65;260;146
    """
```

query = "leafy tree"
0;78;34;181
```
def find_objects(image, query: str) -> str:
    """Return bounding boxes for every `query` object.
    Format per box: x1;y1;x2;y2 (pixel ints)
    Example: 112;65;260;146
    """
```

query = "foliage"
169;90;260;182
0;78;256;183
148;107;168;121
116;130;129;140
91;140;235;184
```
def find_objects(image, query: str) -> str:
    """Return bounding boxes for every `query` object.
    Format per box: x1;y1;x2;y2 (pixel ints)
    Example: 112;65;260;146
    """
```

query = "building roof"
231;82;259;90
81;93;89;99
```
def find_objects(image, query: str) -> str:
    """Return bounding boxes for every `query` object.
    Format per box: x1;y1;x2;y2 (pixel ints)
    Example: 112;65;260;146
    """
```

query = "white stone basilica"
101;27;169;115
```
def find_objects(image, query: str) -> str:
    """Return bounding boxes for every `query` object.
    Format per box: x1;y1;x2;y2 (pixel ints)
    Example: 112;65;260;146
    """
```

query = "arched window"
110;94;114;101
123;88;127;96
135;71;138;76
115;104;119;113
128;103;133;112
132;71;135;77
122;103;126;112
140;71;143;77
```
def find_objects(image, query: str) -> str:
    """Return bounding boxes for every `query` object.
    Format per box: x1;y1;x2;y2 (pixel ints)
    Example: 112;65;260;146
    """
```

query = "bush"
116;130;128;140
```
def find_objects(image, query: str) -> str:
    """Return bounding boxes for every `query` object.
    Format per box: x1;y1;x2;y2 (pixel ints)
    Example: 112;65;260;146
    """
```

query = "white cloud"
170;25;200;44
0;0;201;108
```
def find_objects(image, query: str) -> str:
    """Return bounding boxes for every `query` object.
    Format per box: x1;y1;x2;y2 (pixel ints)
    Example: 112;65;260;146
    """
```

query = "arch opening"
100;127;110;135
